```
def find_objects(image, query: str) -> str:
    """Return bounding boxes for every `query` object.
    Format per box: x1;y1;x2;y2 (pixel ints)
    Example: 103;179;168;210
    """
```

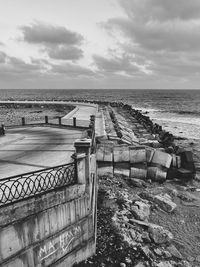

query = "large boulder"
166;244;183;259
153;194;177;213
131;201;150;221
148;224;173;244
139;192;177;213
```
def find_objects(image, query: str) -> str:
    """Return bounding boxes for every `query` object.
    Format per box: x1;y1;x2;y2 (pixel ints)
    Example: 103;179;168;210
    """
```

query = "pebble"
134;262;146;267
196;255;200;262
154;248;163;256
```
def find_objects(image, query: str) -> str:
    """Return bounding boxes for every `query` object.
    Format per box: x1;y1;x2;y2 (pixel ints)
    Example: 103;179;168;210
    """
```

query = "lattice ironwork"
0;162;76;206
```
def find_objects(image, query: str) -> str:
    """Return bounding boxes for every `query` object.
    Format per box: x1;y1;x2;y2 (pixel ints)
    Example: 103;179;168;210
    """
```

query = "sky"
0;0;200;89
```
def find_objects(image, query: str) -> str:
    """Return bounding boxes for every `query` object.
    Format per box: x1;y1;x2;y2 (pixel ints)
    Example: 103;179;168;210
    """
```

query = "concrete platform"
0;126;84;178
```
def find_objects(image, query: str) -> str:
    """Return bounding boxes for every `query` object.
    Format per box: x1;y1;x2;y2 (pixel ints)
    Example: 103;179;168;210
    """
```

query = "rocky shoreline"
76;100;199;267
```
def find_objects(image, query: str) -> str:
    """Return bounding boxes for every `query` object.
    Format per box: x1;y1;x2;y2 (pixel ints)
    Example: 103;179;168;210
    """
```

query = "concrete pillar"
73;117;76;127
22;117;25;126
45;116;48;124
74;138;91;186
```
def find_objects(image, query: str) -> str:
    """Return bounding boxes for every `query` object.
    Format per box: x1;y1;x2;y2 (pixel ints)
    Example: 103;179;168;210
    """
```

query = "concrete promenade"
0;101;97;178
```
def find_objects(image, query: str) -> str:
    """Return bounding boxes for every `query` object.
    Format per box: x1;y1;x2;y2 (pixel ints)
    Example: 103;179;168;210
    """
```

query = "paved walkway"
0;127;83;179
0;126;85;178
0;101;98;178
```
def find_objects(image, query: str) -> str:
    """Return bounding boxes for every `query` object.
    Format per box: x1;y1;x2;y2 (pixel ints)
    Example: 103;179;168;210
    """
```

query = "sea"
0;89;199;140
0;89;200;159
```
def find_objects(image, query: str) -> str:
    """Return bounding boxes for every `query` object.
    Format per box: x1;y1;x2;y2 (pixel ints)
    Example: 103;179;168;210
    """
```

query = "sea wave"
154;117;200;125
166;110;200;116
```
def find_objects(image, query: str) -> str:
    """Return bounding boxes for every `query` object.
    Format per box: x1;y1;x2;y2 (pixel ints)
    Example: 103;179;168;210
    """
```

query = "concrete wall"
97;143;175;181
0;139;97;267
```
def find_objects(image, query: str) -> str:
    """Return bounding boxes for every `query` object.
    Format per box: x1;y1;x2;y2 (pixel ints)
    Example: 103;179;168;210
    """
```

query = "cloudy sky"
0;0;200;89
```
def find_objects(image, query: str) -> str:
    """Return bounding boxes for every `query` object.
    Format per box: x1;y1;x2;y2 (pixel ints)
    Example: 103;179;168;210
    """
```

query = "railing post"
22;117;25;126
58;117;62;126
1;124;5;135
74;139;91;186
45;116;48;124
73;117;76;127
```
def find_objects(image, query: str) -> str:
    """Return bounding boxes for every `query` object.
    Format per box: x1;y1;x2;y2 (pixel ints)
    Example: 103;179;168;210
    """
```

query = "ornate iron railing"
0;162;76;206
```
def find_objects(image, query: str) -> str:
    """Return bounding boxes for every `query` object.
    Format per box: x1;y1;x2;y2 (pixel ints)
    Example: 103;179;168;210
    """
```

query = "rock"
140;192;177;213
131;201;150;221
129;218;150;227
187;256;194;262
166;245;182;259
155;262;174;267
148;224;173;244
153;194;177;212
139;191;155;202
154;248;163;256
125;257;132;264
163;250;171;258
134;262;146;267
129;229;136;240
176;261;192;267
196;255;200;262
120;263;126;267
141;245;155;259
141;232;151;243
130;178;147;188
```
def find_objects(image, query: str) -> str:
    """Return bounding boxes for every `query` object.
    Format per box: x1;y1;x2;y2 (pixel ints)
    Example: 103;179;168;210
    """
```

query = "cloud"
51;63;95;77
100;0;200;80
93;54;140;76
119;0;200;22
47;45;83;60
106;17;200;52
21;22;84;61
0;52;48;82
0;51;6;63
21;22;83;45
0;51;97;88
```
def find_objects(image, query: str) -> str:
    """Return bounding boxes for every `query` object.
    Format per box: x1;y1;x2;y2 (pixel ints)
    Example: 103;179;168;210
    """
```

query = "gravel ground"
0;103;74;126
75;174;200;267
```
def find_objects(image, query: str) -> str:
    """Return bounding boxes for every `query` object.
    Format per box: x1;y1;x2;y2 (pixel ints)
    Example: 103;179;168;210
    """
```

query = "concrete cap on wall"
74;138;92;148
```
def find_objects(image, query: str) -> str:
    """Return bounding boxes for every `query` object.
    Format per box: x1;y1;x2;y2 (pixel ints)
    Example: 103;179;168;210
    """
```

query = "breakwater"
60;98;196;183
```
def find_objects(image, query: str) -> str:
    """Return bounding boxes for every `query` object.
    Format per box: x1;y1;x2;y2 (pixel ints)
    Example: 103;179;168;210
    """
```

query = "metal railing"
0;162;76;206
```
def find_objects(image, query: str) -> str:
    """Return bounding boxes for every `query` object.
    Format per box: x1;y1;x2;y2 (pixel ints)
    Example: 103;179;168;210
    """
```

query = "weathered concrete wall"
97;143;177;181
97;143;195;181
0;139;97;267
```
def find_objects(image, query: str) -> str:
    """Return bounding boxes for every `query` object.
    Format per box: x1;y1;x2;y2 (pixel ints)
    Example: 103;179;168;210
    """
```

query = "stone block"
98;164;113;178
130;167;147;180
146;147;155;163
130;146;146;164
113;145;130;162
103;144;113;162
114;168;130;178
96;145;104;162
151;150;172;168
147;167;167;182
